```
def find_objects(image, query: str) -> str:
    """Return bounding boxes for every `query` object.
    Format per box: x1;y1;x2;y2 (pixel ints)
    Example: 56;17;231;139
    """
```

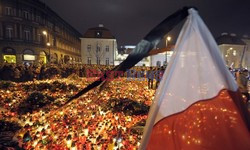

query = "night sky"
45;0;250;46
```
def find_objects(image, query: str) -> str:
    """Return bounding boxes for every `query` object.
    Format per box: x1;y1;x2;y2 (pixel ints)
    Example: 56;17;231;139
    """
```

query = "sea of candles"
0;77;155;149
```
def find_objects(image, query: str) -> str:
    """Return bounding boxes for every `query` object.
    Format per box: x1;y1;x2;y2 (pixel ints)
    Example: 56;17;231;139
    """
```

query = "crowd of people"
0;63;165;89
0;62;249;100
0;63;116;82
0;62;248;100
234;69;250;102
0;62;249;149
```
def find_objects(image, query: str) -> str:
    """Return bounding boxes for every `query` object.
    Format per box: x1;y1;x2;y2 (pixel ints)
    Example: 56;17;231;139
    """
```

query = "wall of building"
81;38;116;65
0;0;82;64
218;44;245;68
150;52;166;67
242;38;250;69
114;45;151;66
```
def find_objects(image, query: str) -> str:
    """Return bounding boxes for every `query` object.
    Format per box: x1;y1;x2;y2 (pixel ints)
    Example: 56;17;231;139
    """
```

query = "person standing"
13;67;21;82
147;67;154;89
236;69;249;102
156;66;165;89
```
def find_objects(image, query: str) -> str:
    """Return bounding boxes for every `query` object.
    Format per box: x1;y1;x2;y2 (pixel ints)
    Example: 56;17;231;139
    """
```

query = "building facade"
81;24;116;65
216;33;248;69
115;46;174;67
241;36;250;69
0;0;82;64
115;45;151;66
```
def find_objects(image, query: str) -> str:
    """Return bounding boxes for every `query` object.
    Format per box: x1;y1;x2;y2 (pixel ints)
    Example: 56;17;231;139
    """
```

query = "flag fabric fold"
61;7;192;107
140;8;250;150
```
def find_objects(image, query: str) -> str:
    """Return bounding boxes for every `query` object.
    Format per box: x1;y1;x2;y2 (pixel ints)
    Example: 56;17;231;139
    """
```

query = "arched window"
39;51;47;64
23;49;35;61
2;47;16;63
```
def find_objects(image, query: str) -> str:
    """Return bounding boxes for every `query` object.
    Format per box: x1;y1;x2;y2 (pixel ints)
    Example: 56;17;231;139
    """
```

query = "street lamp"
167;36;171;42
47;42;51;63
42;30;51;64
165;36;172;66
43;31;47;36
166;36;171;47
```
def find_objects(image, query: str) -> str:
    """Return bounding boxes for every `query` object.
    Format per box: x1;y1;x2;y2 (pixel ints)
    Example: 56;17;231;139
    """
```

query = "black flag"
62;6;195;106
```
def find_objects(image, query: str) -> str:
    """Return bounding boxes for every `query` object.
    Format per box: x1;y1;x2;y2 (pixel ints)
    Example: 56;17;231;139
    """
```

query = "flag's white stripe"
155;9;237;124
140;8;238;150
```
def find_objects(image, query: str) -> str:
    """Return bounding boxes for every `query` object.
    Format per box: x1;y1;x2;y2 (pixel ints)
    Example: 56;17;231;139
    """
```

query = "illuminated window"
3;55;16;63
23;49;35;61
23;54;35;61
95;31;102;38
39;51;47;64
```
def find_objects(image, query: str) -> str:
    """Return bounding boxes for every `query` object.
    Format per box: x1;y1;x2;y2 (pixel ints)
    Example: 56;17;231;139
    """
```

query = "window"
55;26;60;33
36;16;41;23
106;58;109;65
87;57;91;65
95;31;102;38
23;49;35;61
23;11;29;19
37;33;41;42
96;45;101;53
31;13;34;20
6;26;13;39
24;29;30;41
106;45;109;52
5;7;12;16
97;57;100;65
87;45;91;52
48;21;53;29
12;8;17;16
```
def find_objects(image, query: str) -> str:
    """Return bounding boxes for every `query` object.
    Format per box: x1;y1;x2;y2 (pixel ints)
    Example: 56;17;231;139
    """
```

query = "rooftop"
216;33;246;45
83;24;115;39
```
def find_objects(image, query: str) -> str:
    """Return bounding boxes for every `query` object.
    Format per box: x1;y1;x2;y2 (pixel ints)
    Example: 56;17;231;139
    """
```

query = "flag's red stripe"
147;89;250;150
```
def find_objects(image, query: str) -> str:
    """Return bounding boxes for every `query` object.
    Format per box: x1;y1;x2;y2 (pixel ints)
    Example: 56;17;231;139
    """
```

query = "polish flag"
140;9;250;150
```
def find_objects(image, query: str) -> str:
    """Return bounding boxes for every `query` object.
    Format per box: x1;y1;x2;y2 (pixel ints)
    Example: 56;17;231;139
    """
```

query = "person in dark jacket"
147;67;154;89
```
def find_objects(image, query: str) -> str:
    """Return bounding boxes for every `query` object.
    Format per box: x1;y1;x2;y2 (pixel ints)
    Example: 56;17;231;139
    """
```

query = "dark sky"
45;0;250;46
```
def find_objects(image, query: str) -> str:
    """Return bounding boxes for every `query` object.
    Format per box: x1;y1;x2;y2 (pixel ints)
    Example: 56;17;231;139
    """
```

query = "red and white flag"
140;8;250;150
